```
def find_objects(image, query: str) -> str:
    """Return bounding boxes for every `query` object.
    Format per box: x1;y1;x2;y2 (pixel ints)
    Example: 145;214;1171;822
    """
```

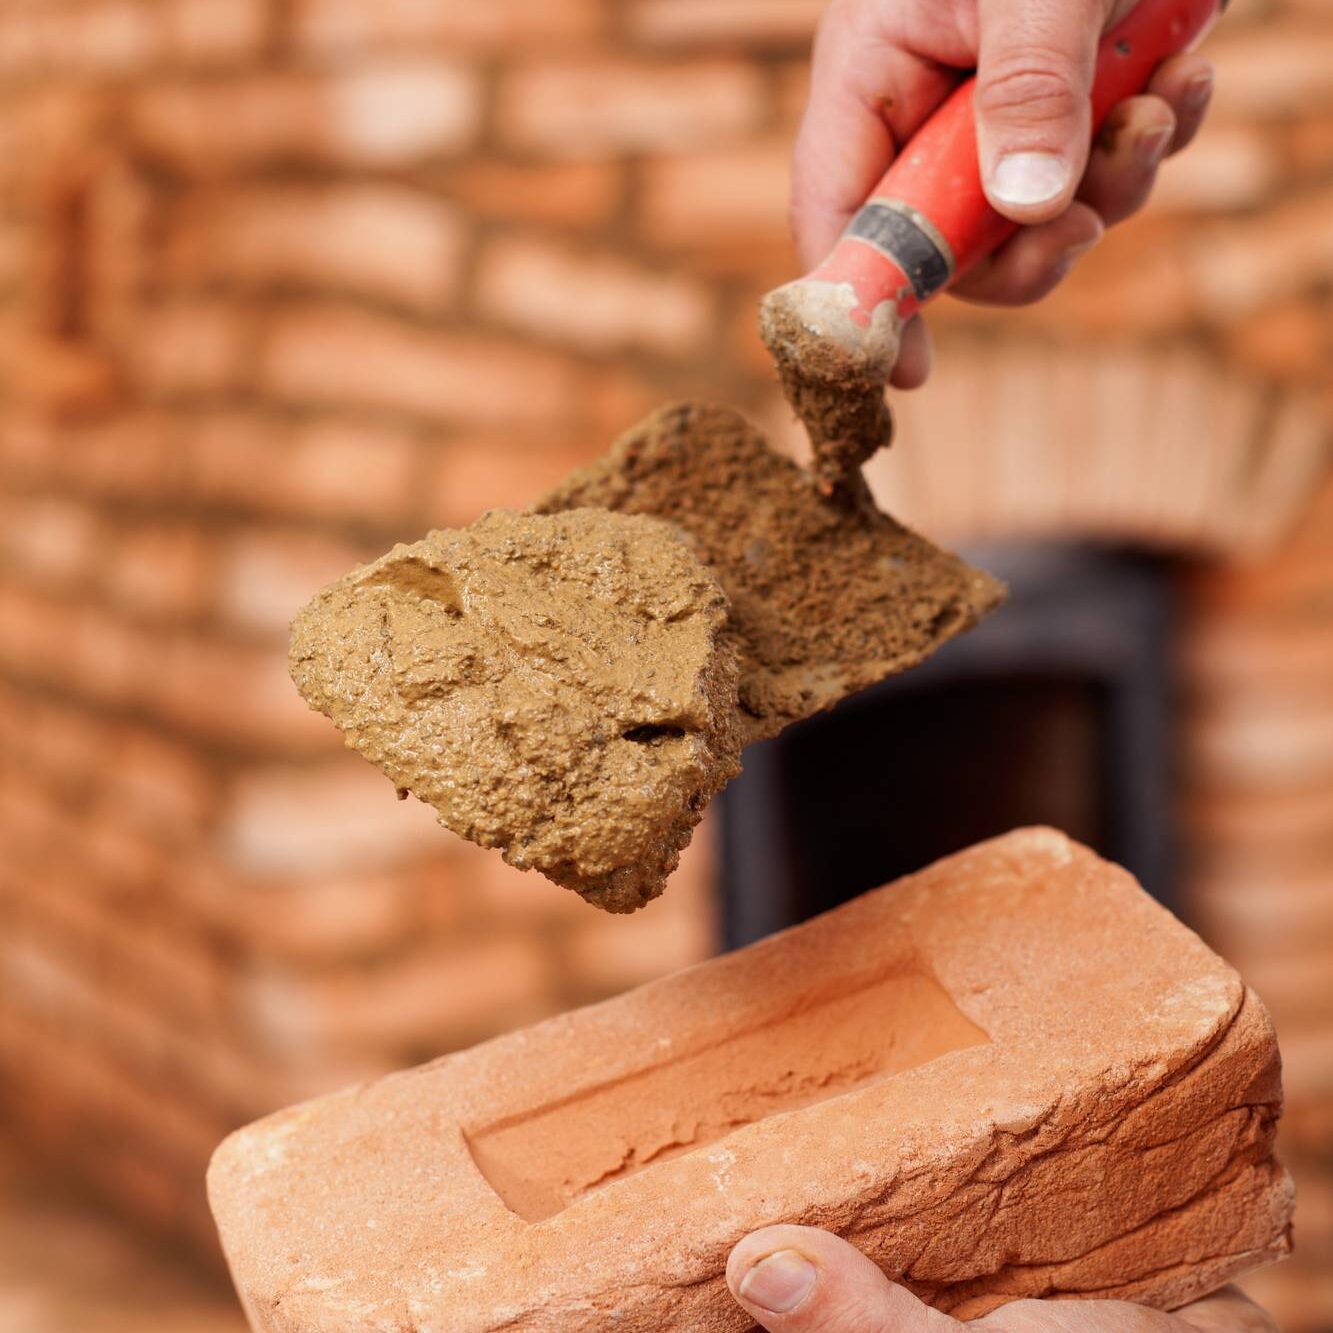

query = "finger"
1144;51;1215;154
952;201;1103;306
1078;94;1176;226
890;316;932;389
728;1225;960;1333
793;0;958;268
975;0;1110;223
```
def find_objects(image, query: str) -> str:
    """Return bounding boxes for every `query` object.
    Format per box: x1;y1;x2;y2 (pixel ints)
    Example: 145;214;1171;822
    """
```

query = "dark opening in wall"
719;544;1176;948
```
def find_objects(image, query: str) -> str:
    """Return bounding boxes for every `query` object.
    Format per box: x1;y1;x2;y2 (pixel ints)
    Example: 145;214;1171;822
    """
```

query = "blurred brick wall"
1178;476;1333;1331
0;0;747;1254
0;0;1329;1321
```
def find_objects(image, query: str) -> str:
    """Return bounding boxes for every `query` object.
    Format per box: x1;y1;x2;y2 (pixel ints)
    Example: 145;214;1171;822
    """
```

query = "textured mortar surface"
208;829;1294;1333
290;507;741;913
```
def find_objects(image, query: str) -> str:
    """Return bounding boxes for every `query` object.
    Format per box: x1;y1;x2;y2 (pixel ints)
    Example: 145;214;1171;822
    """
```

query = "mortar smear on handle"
759;278;905;493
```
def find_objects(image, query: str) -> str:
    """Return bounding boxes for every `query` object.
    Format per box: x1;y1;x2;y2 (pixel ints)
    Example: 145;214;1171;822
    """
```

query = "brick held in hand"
208;830;1294;1332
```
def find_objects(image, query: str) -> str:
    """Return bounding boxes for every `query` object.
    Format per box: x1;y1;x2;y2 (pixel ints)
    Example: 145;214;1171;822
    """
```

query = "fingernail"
737;1251;817;1314
1136;123;1174;166
990;152;1071;208
1185;68;1214;110
1066;238;1099;264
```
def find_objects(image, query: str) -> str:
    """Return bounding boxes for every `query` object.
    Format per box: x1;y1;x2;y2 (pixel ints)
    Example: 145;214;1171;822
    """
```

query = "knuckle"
977;55;1084;128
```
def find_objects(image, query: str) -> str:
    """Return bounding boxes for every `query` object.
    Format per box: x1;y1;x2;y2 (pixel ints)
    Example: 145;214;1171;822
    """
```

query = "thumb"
974;0;1114;222
726;1224;961;1333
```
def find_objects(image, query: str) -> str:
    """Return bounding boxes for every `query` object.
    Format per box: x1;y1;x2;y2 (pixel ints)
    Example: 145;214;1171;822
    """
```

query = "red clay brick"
157;635;340;751
0;412;59;484
476;237;714;357
1193;862;1333;954
1190;189;1333;317
423;435;601;528
1187;698;1333;791
0;330;119;415
131;64;480;173
1185;785;1333;853
216;527;374;635
54;1;163;77
162;0;270;66
0;686;106;786
187;862;435;964
442;160;622;231
1148;122;1279;213
628;0;823;48
100;522;215;620
200;183;466;312
12;860;223;1020
185;410;420;526
77;814;172;898
238;934;553;1058
583;364;673;438
2;1002;226;1168
638;139;793;252
322;60;483;166
0;591;146;708
110;725;217;837
775;58;811;130
0;602;292;753
294;0;602;54
498;60;765;158
1185;544;1333;618
1184;616;1333;693
1287;113;1333;177
210;831;1293;1329
55;414;184;504
1225;298;1330;385
124;300;254;399
563;842;718;995
218;759;445;878
261;305;584;427
448;839;595;925
1210;25;1333;117
0;495;100;587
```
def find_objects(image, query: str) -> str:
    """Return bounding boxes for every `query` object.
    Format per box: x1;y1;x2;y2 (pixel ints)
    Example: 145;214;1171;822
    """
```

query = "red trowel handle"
795;0;1222;339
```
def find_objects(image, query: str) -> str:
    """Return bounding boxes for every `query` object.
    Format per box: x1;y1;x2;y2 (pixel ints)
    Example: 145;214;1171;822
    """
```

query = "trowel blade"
535;401;1005;745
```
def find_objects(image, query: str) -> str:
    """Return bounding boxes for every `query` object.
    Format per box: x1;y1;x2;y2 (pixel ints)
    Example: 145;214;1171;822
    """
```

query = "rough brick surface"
210;831;1293;1332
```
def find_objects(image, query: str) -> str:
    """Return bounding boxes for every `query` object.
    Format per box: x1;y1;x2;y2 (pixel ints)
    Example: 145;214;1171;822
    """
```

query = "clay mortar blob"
290;508;742;913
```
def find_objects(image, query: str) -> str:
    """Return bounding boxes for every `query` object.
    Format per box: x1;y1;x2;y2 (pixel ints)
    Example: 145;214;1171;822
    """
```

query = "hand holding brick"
727;1228;1276;1333
209;830;1293;1332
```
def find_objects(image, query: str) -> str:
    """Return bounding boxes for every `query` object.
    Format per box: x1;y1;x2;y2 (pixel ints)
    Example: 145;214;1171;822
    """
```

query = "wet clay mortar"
290;508;742;913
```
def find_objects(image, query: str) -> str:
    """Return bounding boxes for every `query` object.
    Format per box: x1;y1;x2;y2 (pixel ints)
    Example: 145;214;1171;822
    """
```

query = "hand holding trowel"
290;0;1223;912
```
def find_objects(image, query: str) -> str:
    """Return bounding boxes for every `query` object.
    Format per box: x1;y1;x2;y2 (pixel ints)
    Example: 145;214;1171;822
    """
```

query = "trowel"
290;0;1223;912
